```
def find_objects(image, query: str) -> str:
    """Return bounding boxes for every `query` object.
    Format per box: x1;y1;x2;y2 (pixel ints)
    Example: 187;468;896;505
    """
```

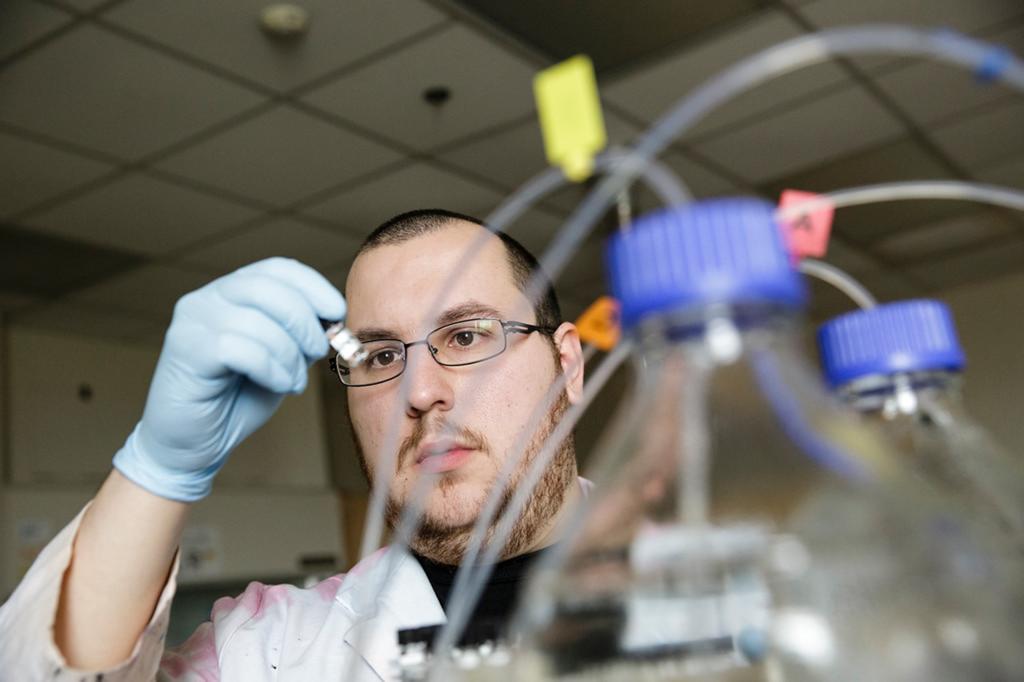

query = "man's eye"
369;348;401;368
453;331;478;347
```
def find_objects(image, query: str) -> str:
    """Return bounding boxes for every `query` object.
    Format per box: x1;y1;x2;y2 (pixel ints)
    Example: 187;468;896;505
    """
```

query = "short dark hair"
357;208;563;330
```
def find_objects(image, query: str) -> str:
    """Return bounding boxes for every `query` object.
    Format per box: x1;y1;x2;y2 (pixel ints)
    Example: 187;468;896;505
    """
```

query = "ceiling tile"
796;0;1024;70
988;20;1024;57
438;118;551;189
505;208;568;258
807;274;862;321
930;100;1024;170
0;291;40;313
0;24;265;160
798;0;1024;34
302;162;504;234
11;301;167;345
540;146;741;215
855;268;922;302
176;217;361;275
0;222;144;297
317;210;606;320
451;0;766;75
633;150;746;213
906;238;1024;289
873;63;1022;128
691;86;904;184
0;130;115;219
765;137;951;193
762;137;967;243
874;210;1017;261
533;183;603;216
440;111;638;193
439;111;737;215
303;24;537;151
156;105;403;206
823;239;883;274
0;1;73;61
659;151;746;196
844;199;986;246
21;172;260;255
65;264;212;321
603;9;851;140
104;0;446;92
976;154;1024;186
52;0;109;11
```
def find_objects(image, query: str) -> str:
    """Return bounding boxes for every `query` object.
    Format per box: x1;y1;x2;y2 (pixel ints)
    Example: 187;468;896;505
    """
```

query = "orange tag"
575;296;620;351
778;189;834;259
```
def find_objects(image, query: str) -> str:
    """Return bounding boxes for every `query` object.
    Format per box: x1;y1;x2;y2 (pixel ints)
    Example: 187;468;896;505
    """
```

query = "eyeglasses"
330;317;556;387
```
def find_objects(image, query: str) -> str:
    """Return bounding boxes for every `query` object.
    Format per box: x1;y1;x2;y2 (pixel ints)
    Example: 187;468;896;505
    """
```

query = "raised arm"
51;257;347;669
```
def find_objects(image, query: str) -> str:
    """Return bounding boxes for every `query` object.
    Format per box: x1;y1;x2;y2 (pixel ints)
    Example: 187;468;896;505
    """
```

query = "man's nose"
403;344;454;418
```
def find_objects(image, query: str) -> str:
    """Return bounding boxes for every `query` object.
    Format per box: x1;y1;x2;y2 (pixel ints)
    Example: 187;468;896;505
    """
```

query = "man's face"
344;221;582;561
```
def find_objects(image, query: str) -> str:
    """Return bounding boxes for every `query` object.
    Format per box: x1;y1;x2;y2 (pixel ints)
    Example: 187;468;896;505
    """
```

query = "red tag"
778;189;834;260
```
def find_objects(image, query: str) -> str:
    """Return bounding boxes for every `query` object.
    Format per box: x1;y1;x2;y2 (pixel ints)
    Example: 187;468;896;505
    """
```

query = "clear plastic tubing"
355;151;689;563
533;25;1024;294
778;180;1024;220
359;24;1024;562
355;28;1024;675
430;340;634;671
798;258;877;310
786;179;1024;309
341;157;680;682
444;344;598;571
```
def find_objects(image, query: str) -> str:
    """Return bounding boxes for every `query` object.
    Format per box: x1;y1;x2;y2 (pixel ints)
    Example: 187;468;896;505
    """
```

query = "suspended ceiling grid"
0;0;1022;345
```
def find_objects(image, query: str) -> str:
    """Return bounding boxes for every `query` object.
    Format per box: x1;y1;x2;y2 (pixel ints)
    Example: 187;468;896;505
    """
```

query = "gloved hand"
113;258;346;502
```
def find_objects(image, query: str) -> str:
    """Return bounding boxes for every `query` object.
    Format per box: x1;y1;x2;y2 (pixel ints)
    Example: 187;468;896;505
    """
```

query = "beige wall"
0;325;341;598
6;327;330;489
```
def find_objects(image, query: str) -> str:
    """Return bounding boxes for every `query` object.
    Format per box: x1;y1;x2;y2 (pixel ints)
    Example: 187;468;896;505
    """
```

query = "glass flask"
500;199;1024;682
818;300;1024;547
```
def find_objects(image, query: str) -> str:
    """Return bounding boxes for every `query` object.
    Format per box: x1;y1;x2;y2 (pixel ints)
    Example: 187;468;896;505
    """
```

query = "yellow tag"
534;55;607;182
575;296;620;351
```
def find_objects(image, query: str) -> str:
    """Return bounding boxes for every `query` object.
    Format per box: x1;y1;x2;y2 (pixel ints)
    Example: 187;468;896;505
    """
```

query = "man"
0;209;587;681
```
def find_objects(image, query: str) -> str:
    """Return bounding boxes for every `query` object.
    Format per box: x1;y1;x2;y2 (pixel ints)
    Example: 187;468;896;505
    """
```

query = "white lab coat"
0;478;592;681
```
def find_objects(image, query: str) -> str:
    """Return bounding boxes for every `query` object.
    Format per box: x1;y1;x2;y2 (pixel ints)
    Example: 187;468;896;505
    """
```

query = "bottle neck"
630;301;801;366
836;370;963;418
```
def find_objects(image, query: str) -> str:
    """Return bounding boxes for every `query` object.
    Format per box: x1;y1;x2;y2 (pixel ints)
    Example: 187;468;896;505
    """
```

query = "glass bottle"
504;199;1024;682
819;299;1024;547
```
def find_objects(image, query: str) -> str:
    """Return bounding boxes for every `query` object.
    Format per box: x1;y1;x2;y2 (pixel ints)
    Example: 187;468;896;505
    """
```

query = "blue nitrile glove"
112;258;346;502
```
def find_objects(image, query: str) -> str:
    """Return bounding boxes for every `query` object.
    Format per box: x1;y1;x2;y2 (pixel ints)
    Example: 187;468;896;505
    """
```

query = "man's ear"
552;322;585;404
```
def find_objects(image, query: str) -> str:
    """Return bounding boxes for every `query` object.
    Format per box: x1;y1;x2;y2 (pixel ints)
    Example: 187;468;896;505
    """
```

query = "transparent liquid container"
819;300;1024;549
502;200;1024;682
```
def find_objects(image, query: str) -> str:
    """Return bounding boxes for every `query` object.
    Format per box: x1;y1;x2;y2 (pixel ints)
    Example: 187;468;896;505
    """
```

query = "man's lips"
415;441;475;473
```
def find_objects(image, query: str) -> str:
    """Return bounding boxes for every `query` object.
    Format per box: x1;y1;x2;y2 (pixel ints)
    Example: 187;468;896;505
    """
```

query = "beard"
350;389;577;565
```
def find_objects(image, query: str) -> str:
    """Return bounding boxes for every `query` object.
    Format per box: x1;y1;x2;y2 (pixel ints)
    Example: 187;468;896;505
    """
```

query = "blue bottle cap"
818;299;966;388
605;198;805;330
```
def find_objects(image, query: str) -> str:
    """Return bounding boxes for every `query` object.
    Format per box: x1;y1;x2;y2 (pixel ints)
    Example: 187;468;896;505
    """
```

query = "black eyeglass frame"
328;318;557;388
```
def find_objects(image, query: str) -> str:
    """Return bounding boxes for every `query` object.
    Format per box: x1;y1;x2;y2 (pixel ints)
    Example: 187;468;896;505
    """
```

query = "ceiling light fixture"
259;4;310;40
